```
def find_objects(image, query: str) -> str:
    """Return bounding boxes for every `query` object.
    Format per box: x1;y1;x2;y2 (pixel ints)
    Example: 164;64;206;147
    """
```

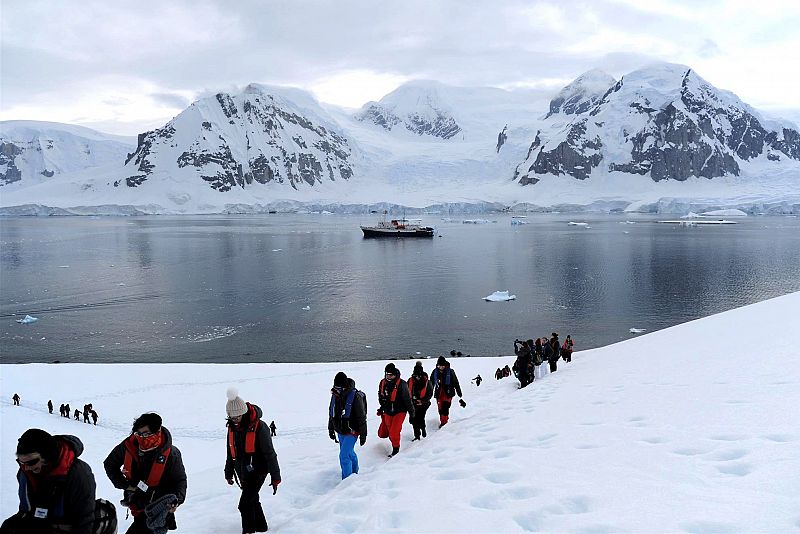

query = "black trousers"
409;404;429;438
239;474;269;533
125;511;177;533
549;359;558;373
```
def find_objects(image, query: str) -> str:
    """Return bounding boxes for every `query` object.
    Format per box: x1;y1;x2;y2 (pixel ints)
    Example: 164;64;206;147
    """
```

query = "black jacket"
378;376;415;416
104;426;187;512
224;403;281;483
432;365;463;399
408;373;433;408
328;378;368;437
15;435;96;534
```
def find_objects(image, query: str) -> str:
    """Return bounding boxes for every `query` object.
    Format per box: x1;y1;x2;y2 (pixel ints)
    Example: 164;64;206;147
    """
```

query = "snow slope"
2;292;799;532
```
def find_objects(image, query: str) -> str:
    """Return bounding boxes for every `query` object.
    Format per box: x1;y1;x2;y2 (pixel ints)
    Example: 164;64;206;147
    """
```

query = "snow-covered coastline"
2;291;799;532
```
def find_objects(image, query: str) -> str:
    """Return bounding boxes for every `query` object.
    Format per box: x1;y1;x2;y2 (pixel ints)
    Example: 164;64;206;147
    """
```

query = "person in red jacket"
2;428;97;534
377;363;415;457
224;388;281;534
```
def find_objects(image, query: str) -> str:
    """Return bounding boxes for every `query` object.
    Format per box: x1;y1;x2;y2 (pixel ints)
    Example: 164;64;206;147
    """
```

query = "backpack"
94;498;118;534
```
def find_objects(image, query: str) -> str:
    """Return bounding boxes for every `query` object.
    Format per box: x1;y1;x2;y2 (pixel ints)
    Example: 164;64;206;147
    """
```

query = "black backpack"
94;498;118;534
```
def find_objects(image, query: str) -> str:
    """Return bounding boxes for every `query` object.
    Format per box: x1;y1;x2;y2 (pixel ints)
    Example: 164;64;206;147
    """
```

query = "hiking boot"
421;428;427;438
388;447;400;457
411;436;420;441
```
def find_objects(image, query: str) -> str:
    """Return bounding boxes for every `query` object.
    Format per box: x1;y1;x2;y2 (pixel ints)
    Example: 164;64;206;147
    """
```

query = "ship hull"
361;226;434;238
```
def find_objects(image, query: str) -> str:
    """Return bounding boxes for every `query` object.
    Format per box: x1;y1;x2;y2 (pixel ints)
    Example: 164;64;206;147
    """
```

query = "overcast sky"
2;0;799;135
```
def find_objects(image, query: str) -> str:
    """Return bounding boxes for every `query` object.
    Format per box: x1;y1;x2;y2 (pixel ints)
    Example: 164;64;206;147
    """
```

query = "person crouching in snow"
408;362;433;441
328;372;367;479
431;356;465;428
224;389;281;534
377;363;414;457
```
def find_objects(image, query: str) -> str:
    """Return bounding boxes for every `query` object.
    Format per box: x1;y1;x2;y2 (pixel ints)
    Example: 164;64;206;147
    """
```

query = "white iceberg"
681;212;702;219
700;209;747;217
568;221;589;226
483;290;517;302
629;327;646;334
301;305;310;311
16;315;39;324
463;219;490;224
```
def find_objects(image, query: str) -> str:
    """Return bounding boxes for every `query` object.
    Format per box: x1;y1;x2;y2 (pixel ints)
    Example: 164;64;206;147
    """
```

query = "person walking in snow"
514;339;534;388
104;412;186;534
408;361;433;441
495;367;503;380
64;403;71;418
377;363;414;457
548;333;560;373
269;421;277;437
47;400;54;414
91;410;98;426
1;429;97;534
12;393;20;405
73;409;81;421
562;335;574;362
224;388;281;534
431;356;465;428
472;374;482;387
83;404;92;424
328;372;367;479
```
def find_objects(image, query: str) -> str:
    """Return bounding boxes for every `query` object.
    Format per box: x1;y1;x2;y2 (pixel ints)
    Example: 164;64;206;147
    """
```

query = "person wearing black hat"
431;356;465;428
104;412;187;533
1;428;97;534
407;362;433;441
328;371;368;479
377;363;415;457
223;389;281;534
548;333;560;373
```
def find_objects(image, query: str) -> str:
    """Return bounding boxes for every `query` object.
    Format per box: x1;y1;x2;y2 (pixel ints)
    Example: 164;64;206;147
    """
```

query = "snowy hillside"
2;292;799;532
2;64;799;215
0;121;134;187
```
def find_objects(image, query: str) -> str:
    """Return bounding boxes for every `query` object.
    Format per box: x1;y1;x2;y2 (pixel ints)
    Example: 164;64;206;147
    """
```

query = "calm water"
1;214;799;363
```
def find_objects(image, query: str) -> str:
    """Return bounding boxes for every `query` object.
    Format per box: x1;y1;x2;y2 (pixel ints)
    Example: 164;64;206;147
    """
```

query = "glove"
226;478;234;485
459;398;466;408
271;478;281;495
359;434;366;446
376;408;383;416
329;429;336;440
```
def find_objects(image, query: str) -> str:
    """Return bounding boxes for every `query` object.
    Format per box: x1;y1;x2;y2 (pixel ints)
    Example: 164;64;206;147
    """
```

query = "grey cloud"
150;92;191;109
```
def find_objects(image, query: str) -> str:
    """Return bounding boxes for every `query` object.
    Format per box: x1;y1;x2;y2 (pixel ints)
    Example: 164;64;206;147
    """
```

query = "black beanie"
17;429;58;461
413;361;424;375
437;356;447;367
385;363;398;376
334;371;348;387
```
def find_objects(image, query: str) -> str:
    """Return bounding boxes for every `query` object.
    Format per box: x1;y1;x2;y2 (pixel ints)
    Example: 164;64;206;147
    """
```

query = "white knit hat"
226;387;247;418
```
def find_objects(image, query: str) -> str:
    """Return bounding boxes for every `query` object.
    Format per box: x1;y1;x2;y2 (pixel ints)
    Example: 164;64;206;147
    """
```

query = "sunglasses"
16;456;43;467
331;386;344;393
134;430;155;438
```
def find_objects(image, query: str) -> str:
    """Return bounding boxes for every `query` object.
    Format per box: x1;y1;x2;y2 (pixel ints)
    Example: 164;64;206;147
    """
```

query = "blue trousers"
338;433;359;479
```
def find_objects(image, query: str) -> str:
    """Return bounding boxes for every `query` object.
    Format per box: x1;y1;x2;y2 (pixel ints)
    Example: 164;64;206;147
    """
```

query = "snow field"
2;291;800;532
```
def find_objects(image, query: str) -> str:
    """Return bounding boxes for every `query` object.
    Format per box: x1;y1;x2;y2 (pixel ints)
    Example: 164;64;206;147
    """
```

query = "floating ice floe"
681;212;702;219
302;305;311;311
568;222;589;226
271;249;282;252
699;209;747;217
629;328;647;334
483;290;517;302
463;219;490;224
16;315;39;324
511;217;529;225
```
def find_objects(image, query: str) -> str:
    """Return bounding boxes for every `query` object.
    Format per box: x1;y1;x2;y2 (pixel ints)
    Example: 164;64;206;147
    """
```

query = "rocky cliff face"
122;85;354;192
0;122;133;186
515;64;800;184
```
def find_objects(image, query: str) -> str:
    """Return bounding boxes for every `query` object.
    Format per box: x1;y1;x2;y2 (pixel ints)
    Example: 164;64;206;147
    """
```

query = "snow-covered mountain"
2;64;799;215
122;84;355;192
0;121;134;187
514;63;800;184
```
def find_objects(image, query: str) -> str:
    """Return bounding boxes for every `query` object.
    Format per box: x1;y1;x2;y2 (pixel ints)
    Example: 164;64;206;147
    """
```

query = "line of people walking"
10;394;101;426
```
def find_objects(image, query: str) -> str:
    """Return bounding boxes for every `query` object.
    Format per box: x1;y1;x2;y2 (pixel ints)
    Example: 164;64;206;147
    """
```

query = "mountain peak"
545;69;616;118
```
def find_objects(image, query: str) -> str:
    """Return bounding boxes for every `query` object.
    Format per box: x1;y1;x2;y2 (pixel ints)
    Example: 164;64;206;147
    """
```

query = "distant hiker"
328;372;367;479
12;393;20;405
472;374;482;387
408;362;433;441
502;365;511;378
533;338;545;379
431;356;465;428
48;400;54;414
548;333;560;373
1;428;97;534
91;410;98;426
514;339;534;388
377;363;414;457
495;367;503;380
225;388;281;534
60;403;66;417
65;403;71;418
104;412;186;534
83;404;92;424
269;421;277;437
74;409;81;421
562;335;574;362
